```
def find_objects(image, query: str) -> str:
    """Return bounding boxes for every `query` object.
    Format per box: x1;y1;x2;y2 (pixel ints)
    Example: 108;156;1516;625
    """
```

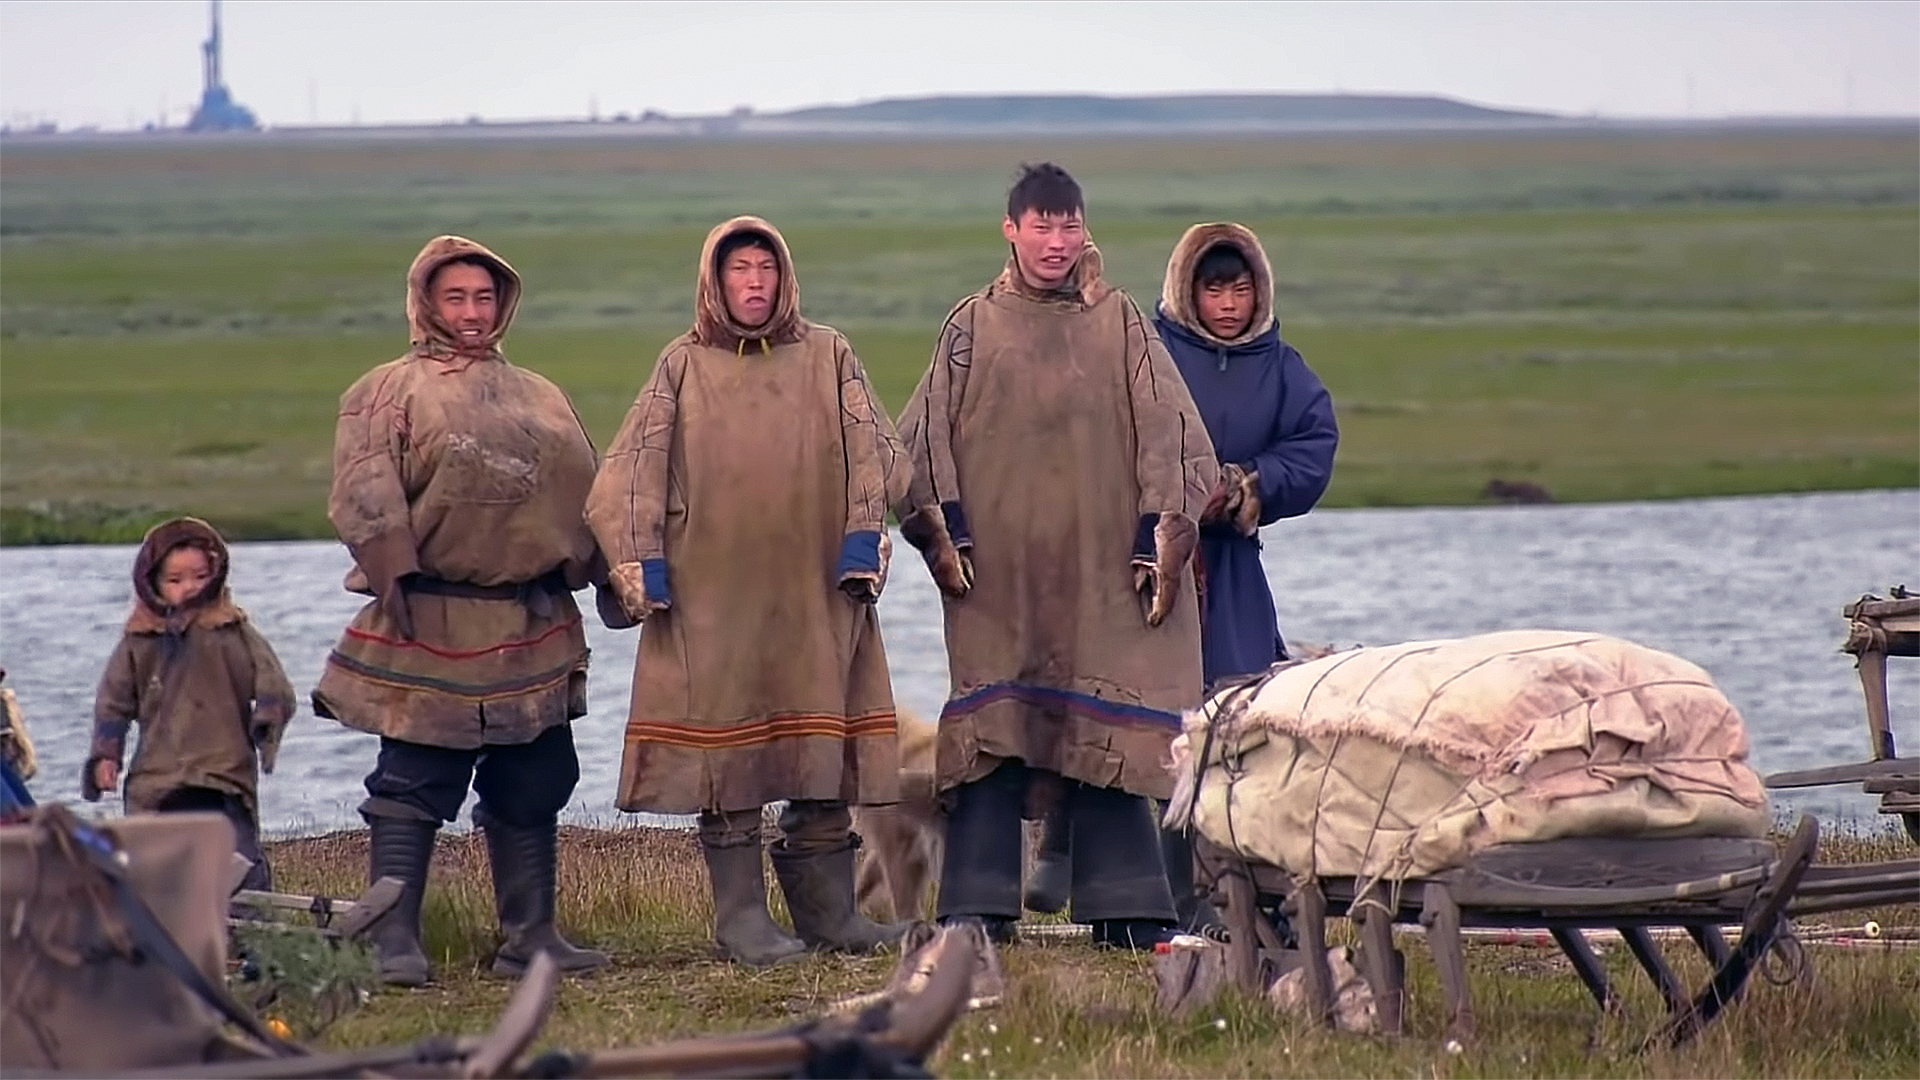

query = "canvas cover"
1;809;234;1070
1166;630;1770;882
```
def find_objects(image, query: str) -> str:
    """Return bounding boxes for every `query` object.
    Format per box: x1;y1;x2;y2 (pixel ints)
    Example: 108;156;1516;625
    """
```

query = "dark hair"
429;254;504;295
714;230;778;274
1006;162;1083;223
1194;243;1252;288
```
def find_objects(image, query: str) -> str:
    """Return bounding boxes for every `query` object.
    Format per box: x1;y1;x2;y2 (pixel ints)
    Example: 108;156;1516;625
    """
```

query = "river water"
3;489;1915;836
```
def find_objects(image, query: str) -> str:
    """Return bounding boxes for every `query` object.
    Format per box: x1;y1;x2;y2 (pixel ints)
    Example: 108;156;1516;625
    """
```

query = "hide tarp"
1166;630;1770;883
1;808;245;1071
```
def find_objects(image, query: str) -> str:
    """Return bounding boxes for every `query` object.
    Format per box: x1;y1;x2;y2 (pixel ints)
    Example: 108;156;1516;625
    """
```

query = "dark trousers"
154;786;270;892
936;759;1175;924
360;723;579;829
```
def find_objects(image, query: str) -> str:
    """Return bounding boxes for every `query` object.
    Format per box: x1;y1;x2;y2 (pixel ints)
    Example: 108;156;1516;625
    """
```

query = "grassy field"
2;128;1916;543
255;822;1920;1078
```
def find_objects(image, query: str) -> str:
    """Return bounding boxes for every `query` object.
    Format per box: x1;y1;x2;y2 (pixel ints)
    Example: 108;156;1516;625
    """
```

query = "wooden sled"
227;876;404;941
1766;592;1920;843
21;920;993;1080
1194;815;1831;1048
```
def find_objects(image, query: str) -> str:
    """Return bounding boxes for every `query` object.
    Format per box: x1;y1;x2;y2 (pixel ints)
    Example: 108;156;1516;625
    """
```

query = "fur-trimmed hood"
128;516;242;633
1157;222;1277;348
405;235;522;359
694;215;806;351
994;240;1113;309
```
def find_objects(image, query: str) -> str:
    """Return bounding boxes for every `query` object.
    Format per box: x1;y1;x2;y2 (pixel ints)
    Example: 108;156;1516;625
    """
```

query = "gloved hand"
609;560;672;623
378;572;417;641
1225;464;1261;537
81;754;120;802
1200;470;1235;526
900;507;974;599
839;532;893;604
1131;512;1199;628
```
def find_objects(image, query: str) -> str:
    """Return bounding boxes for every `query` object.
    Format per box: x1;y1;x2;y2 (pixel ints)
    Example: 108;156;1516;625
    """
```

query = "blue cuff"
836;530;883;577
1133;514;1157;561
94;717;131;743
941;501;972;549
641;558;671;606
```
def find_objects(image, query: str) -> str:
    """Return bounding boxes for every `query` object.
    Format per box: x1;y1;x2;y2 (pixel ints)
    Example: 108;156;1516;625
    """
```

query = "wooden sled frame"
22;920;992;1080
1194;815;1830;1048
1766;593;1919;843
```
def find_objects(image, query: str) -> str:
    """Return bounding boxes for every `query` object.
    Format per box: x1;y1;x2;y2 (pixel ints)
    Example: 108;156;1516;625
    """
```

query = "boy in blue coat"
1156;222;1338;930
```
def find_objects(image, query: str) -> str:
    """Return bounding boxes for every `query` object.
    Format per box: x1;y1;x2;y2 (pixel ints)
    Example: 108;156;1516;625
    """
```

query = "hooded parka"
313;236;602;749
90;517;295;817
896;246;1218;801
586;216;906;816
1154;223;1338;687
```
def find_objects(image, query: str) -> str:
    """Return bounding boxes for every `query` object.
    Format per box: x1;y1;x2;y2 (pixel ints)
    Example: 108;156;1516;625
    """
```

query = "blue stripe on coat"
940;681;1183;729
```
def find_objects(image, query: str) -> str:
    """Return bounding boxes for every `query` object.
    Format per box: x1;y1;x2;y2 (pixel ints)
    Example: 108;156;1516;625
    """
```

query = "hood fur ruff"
694;215;806;351
1158;222;1277;348
405;235;522;360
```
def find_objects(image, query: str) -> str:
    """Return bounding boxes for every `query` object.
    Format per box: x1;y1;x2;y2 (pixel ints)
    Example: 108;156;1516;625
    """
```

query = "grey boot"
700;839;808;967
480;817;608;977
772;839;908;955
365;814;436;988
1023;805;1071;915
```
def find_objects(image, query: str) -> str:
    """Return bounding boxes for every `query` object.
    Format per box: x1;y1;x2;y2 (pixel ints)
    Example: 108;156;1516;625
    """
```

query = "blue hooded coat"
1153;223;1338;688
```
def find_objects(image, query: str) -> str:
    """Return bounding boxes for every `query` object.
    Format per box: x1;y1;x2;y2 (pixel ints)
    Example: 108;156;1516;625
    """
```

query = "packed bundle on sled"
1167;630;1770;881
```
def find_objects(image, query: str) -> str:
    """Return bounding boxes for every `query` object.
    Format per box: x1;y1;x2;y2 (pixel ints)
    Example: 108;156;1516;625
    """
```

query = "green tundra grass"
2;128;1915;542
251;822;1919;1079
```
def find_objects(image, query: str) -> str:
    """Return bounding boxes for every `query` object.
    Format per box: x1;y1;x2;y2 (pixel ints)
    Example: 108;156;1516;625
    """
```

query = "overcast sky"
1;0;1915;130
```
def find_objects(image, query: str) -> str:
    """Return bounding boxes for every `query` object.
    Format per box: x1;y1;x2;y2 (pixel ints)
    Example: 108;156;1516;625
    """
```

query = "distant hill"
772;93;1558;129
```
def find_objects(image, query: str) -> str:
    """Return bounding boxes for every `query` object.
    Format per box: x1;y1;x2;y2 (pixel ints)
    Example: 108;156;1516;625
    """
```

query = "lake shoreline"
7;482;1917;547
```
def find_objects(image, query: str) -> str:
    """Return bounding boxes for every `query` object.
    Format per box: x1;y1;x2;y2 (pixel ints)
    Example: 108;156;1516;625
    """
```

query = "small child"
82;517;295;891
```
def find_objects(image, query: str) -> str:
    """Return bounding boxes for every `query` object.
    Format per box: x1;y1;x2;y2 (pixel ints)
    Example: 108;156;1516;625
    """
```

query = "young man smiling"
895;163;1218;950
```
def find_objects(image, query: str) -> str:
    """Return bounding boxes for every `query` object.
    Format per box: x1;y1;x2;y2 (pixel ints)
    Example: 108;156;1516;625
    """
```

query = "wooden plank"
1655;815;1820;1048
1294;880;1335;1029
1222;870;1263;994
1551;928;1616;1012
462;952;558;1079
1765;758;1913;788
1420;883;1476;1042
1687;924;1732;968
1354;886;1404;1036
1620;926;1687;1014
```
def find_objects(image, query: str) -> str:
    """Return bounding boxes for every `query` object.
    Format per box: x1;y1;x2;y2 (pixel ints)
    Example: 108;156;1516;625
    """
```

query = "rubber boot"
1092;918;1179;950
480;816;609;978
772;840;908;954
1023;804;1072;914
934;762;1026;934
700;839;808;967
365;814;436;988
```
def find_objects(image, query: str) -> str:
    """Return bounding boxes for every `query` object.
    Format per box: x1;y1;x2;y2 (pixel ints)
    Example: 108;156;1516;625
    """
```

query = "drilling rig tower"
186;0;259;132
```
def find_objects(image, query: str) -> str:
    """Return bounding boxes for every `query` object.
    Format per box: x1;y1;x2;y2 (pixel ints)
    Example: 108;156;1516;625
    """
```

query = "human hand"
83;756;119;801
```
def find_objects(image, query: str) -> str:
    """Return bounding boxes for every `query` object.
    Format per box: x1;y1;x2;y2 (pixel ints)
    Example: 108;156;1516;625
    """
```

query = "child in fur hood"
81;517;295;891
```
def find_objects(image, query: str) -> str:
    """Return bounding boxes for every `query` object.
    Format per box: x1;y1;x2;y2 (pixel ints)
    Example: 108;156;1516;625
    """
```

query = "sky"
0;0;1915;130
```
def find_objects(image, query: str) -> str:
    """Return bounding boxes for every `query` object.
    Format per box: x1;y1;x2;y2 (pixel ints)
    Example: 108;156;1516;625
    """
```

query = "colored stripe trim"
324;651;577;700
341;615;582;660
625;710;897;750
941;682;1181;729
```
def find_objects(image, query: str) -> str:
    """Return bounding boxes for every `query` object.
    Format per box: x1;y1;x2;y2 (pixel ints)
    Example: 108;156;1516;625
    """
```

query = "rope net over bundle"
1165;630;1771;886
